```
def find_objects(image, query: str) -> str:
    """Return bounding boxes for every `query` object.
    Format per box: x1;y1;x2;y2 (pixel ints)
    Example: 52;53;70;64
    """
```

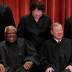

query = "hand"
23;61;33;70
65;65;72;72
0;64;5;72
45;67;54;72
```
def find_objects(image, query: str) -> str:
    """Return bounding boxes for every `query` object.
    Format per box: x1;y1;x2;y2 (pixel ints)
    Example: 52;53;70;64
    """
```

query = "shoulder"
19;15;30;25
43;39;52;46
64;38;71;41
46;38;53;43
17;38;28;48
0;41;6;47
41;14;51;24
63;38;72;43
20;14;31;20
42;14;51;19
17;37;32;46
17;37;25;43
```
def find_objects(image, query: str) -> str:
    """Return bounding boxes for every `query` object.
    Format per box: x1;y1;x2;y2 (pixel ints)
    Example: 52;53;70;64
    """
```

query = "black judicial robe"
40;38;72;72
0;38;39;72
17;14;52;52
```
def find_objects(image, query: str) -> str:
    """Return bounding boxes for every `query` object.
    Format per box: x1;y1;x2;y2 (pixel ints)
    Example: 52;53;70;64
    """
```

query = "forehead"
33;8;42;11
52;23;62;29
6;28;16;33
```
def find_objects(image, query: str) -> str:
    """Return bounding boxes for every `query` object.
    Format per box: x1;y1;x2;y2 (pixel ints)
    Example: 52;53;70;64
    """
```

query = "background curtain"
0;0;72;27
0;0;30;27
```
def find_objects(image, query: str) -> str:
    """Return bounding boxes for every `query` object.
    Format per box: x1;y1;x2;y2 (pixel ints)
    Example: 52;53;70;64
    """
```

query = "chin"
57;37;63;40
10;41;15;43
9;40;16;43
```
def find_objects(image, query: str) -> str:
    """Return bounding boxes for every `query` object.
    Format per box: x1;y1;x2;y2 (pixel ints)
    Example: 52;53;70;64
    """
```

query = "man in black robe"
40;22;72;72
0;26;39;72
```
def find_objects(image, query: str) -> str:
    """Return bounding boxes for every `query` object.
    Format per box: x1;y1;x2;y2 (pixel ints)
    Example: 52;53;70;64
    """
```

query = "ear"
51;30;53;35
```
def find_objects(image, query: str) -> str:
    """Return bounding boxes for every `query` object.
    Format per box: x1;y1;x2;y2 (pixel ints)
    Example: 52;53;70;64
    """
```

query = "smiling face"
51;23;64;40
5;26;17;43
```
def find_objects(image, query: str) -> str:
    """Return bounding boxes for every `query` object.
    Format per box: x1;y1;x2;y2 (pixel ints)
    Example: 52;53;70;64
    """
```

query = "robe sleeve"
39;40;55;71
24;40;40;66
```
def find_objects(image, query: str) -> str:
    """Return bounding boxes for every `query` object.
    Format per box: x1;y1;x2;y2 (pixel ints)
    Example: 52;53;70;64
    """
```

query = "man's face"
51;23;64;40
32;8;43;20
5;29;16;43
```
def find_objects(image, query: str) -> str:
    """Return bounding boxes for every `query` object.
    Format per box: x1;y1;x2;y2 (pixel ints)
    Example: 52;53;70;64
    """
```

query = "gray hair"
5;25;17;33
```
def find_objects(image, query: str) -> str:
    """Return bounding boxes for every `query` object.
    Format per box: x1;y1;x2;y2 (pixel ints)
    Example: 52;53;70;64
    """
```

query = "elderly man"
0;26;39;72
40;22;72;72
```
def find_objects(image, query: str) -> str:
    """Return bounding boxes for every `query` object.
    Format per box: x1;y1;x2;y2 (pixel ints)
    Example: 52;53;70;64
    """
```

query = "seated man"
0;26;39;72
40;22;72;72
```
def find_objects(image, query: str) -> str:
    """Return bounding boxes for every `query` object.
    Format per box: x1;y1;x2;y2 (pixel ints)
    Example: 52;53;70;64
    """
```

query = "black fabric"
0;5;15;42
0;38;38;72
17;14;52;52
40;38;72;72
